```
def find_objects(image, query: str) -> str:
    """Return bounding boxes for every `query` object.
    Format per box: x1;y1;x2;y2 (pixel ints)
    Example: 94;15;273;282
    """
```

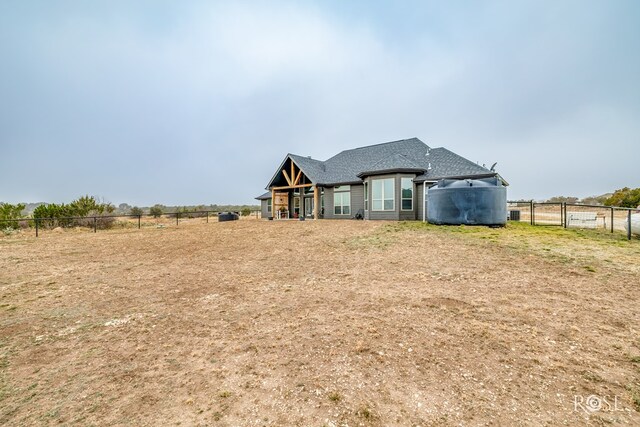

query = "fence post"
561;203;565;227
138;215;141;229
530;201;534;225
93;217;97;233
628;210;632;241
611;208;614;233
176;212;179;226
206;212;209;223
35;218;39;237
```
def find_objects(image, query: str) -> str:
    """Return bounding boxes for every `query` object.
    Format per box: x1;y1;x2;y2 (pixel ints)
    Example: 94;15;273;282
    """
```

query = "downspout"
423;183;427;222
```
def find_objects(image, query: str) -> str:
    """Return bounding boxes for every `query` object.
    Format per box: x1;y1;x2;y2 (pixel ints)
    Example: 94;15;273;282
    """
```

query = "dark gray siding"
351;184;364;217
260;199;271;219
323;186;362;219
323;187;335;219
416;183;424;221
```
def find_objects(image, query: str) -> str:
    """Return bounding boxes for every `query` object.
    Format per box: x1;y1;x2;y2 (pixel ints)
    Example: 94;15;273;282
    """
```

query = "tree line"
542;187;640;208
1;196;260;231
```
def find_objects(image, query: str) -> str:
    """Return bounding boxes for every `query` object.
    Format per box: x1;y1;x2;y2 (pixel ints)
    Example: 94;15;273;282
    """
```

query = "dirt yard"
1;219;639;426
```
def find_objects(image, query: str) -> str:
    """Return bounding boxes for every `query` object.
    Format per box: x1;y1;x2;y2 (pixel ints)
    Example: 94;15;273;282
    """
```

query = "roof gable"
265;154;323;189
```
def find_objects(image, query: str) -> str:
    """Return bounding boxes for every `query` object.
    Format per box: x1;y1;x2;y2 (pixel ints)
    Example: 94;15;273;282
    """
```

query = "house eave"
414;172;508;186
318;180;363;187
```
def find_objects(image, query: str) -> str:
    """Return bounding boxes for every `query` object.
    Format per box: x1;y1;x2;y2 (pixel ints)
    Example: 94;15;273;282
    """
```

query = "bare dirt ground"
1;219;639;426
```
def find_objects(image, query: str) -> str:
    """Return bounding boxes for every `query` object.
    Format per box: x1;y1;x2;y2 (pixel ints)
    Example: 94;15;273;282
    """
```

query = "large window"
333;186;351;215
364;182;368;210
294;197;300;216
401;178;413;210
372;178;394;211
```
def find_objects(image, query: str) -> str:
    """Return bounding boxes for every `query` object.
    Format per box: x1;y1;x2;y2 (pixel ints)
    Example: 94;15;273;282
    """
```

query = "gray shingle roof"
414;147;493;182
318;138;430;184
370;152;422;170
288;154;326;183
262;137;499;194
255;191;272;200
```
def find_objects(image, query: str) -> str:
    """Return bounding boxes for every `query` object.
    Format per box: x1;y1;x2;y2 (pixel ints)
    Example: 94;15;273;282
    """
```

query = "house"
255;137;506;220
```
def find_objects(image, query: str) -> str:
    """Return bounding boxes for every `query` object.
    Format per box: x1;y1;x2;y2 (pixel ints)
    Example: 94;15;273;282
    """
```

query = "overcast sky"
1;0;638;206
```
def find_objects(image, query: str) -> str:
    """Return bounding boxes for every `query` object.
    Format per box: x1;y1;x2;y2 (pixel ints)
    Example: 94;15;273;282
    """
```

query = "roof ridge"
289;153;324;162
337;137;425;153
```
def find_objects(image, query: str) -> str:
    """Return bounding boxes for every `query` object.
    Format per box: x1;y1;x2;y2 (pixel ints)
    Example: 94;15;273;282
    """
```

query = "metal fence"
1;209;261;237
507;201;637;240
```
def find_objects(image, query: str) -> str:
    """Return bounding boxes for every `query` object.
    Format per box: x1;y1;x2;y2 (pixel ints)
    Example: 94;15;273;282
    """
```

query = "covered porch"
268;156;323;220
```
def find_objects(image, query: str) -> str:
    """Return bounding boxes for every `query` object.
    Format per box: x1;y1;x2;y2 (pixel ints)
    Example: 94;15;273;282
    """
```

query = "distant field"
508;203;635;232
1;220;639;426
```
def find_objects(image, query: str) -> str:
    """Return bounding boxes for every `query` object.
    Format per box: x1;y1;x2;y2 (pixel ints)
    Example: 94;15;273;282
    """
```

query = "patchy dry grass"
391;221;640;274
0;219;639;426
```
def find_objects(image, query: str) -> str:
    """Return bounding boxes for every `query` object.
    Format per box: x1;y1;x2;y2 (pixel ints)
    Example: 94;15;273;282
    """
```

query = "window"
372;178;394;211
364;182;368;210
294;197;300;215
267;198;272;213
333;186;351;215
305;197;313;217
401;178;413;210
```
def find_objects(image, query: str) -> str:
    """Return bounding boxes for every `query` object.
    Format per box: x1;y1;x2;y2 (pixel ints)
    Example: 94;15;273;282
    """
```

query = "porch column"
271;188;275;218
313;185;319;219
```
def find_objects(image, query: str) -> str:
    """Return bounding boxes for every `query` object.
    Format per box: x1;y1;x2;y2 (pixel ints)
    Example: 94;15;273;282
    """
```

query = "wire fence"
1;209;262;237
507;201;637;240
2;204;637;240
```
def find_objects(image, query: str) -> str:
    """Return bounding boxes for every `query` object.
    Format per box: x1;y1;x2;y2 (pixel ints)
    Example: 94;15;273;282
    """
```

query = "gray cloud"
1;1;638;205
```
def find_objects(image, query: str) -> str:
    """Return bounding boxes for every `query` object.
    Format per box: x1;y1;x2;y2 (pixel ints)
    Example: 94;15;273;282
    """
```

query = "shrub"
0;202;25;229
604;187;640;208
32;196;116;229
149;205;164;218
241;207;251;216
130;206;143;216
33;203;74;228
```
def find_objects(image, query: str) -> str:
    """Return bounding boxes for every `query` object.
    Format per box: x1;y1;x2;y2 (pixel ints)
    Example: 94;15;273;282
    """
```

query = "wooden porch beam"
293;169;302;186
290;162;295;186
313;185;319;219
272;183;313;190
271;188;275;218
282;169;293;186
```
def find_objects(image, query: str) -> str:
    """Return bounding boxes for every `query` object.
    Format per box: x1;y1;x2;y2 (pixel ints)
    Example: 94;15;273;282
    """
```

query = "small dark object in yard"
299;217;305;221
354;209;364;220
268;217;273;221
218;212;239;222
